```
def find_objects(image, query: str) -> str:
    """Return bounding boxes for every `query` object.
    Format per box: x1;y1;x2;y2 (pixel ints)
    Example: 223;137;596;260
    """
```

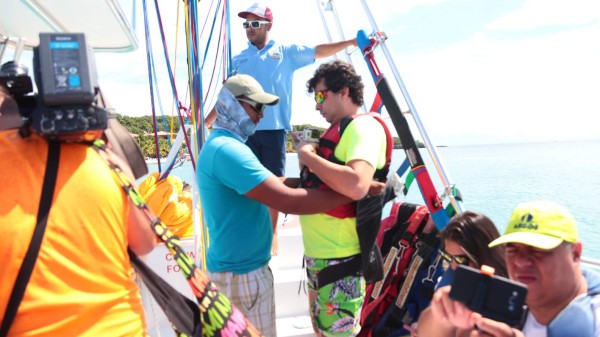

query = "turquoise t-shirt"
300;115;388;258
197;129;273;273
232;40;316;131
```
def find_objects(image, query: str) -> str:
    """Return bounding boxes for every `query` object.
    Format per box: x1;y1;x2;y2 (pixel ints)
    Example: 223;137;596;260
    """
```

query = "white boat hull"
139;214;316;337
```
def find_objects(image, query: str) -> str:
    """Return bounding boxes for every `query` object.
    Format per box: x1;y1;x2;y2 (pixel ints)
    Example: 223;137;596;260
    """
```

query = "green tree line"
116;114;183;158
116;115;423;158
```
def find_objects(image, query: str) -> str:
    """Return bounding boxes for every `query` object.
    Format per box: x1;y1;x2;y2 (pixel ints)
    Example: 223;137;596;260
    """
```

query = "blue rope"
143;27;173;148
225;0;232;76
141;0;162;172
187;0;205;153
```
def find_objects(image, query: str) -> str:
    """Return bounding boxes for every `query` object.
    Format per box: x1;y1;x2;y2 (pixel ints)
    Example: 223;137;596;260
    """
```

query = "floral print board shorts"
305;256;366;337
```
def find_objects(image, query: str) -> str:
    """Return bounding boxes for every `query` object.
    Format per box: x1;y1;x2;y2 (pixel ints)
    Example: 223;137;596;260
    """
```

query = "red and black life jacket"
300;112;394;219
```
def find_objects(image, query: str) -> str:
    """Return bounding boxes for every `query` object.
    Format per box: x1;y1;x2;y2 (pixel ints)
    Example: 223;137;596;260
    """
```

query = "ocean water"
146;139;600;259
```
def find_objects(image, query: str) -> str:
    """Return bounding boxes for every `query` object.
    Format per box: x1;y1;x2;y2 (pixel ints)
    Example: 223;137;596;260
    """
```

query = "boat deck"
271;215;315;337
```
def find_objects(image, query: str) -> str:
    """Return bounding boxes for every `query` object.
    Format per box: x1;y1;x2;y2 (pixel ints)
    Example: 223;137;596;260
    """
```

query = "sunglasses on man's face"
237;98;265;114
243;20;270;29
314;90;329;104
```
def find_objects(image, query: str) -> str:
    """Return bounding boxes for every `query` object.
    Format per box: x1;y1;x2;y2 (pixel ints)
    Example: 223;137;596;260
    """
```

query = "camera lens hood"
0;61;29;78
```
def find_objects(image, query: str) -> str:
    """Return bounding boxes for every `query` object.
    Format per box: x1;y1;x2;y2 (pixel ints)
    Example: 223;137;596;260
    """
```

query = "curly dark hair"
306;60;364;106
440;211;508;277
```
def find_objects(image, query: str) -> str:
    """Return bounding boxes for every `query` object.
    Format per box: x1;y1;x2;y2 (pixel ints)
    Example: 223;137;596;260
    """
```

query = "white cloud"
488;0;600;30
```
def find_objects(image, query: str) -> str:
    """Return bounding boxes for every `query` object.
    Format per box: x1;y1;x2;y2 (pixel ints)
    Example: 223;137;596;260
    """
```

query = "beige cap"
224;74;279;106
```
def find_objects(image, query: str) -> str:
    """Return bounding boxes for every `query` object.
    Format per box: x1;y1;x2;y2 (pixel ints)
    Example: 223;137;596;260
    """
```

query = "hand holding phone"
449;264;528;327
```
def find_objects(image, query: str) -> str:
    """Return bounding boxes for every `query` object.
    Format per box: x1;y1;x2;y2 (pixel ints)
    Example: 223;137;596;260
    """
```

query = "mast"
358;0;464;214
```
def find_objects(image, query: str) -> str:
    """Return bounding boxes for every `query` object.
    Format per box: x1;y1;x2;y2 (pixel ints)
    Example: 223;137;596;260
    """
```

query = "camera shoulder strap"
128;248;200;336
0;140;60;337
96;87;148;180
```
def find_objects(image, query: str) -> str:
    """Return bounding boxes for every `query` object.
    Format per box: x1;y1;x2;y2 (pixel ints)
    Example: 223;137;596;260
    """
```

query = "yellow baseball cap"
488;200;578;250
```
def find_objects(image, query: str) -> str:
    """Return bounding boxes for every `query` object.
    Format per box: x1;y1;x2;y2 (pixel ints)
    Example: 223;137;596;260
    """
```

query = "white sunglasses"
243;20;270;29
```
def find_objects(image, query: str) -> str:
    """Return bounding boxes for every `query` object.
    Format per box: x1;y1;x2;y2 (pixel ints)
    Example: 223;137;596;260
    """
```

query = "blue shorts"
245;130;287;177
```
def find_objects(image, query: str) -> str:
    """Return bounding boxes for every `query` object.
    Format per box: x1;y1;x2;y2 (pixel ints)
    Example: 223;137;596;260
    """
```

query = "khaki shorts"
208;266;276;337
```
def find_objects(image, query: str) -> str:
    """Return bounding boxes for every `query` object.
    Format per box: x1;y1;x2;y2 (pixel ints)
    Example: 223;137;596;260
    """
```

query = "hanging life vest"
300;112;394;219
358;201;443;337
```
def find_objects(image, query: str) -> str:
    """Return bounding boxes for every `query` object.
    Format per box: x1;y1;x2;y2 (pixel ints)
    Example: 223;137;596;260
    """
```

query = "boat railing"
582;256;600;270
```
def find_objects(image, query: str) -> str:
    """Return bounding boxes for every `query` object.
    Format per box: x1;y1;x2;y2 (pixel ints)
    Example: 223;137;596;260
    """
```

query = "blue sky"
95;0;600;146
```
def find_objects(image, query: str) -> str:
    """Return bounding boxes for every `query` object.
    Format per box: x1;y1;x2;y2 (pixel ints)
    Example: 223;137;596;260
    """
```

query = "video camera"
0;32;107;142
1;32;148;179
300;128;320;142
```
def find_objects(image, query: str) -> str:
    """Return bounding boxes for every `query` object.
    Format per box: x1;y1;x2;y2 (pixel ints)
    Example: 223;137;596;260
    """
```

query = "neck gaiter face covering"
212;87;256;142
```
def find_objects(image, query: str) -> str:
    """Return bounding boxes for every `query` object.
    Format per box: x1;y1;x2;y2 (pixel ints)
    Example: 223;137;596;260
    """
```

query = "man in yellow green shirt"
295;60;389;337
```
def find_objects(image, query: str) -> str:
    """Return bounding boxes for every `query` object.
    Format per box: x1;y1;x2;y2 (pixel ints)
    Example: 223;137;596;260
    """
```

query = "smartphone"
449;264;528;327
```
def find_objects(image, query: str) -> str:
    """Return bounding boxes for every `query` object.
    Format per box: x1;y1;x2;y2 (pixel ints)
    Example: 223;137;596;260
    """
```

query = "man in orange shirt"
0;81;156;336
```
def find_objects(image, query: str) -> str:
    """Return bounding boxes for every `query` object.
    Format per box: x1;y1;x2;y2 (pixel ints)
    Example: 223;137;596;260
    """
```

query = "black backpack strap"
1;140;60;337
356;193;385;283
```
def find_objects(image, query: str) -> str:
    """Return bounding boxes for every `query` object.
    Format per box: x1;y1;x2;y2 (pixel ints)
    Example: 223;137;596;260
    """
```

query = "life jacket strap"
316;254;362;289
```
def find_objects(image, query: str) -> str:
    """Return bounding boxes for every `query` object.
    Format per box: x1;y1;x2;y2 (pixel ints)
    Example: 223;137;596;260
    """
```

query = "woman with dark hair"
438;210;507;278
416;211;507;337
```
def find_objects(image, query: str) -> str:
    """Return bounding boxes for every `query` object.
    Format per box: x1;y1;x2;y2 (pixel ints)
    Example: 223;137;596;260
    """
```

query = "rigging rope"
169;0;182;146
149;0;196;170
141;0;162;171
138;0;232;272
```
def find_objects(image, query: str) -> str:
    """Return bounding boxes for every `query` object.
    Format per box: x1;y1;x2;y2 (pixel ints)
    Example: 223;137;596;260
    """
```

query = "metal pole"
316;0;367;112
13;38;25;63
329;1;353;64
315;0;335;44
359;0;463;213
0;36;8;63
